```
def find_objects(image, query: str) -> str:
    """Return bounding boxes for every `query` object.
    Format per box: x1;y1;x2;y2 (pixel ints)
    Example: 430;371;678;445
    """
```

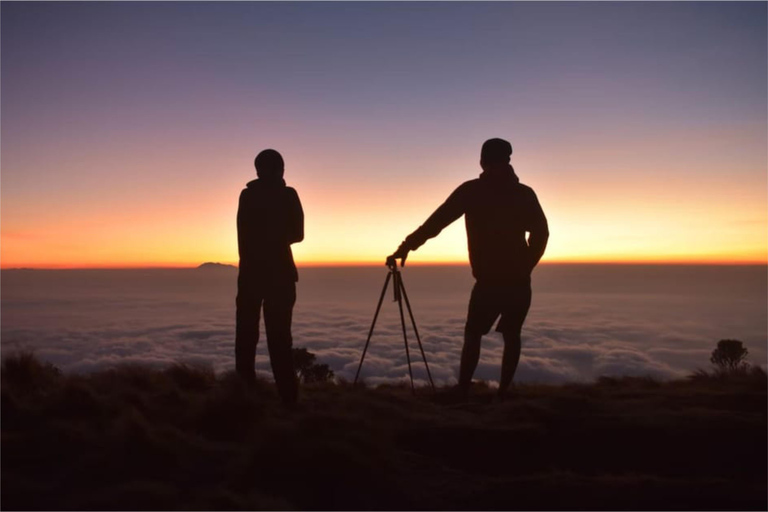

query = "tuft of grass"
596;375;663;389
1;350;61;394
163;362;217;392
688;365;767;384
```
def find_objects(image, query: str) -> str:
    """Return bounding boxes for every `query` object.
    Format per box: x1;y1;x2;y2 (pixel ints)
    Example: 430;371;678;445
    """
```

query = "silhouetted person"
236;149;304;404
388;138;548;398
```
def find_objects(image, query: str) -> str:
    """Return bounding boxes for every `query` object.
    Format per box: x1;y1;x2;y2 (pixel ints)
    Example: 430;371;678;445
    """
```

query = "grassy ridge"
2;353;766;511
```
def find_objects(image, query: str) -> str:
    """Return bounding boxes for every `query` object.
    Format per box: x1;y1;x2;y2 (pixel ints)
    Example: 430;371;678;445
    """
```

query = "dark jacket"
403;167;548;283
237;178;304;283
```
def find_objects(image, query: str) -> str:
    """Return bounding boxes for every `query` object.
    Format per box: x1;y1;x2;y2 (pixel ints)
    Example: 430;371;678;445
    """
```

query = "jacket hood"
479;164;519;185
247;177;286;189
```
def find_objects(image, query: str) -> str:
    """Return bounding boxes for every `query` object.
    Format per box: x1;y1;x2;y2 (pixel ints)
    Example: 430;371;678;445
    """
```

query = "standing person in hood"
236;149;304;404
387;138;548;399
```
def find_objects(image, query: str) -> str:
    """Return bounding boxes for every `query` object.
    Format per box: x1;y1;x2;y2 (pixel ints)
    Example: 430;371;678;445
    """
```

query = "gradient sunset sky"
2;2;766;268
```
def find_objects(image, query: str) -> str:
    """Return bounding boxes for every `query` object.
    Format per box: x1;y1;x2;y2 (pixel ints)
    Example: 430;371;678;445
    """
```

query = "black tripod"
354;259;435;392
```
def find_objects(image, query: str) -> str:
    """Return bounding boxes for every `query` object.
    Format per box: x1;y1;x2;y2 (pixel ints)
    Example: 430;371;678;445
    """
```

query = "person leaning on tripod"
236;149;304;404
387;138;548;398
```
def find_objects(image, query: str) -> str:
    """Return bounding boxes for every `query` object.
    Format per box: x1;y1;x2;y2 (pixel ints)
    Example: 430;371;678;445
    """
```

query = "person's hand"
386;244;410;268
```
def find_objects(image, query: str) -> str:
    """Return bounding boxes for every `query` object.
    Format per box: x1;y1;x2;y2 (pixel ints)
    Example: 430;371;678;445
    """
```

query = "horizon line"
3;260;767;271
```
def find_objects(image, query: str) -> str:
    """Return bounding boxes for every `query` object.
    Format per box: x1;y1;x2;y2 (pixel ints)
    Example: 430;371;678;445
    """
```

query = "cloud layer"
2;266;765;385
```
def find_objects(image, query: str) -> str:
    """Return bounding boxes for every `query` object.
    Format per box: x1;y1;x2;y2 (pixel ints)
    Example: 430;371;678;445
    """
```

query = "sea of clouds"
2;265;765;385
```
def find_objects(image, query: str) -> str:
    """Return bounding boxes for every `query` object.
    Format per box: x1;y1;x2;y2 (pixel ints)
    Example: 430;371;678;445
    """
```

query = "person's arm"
287;188;304;244
526;189;549;269
388;185;468;266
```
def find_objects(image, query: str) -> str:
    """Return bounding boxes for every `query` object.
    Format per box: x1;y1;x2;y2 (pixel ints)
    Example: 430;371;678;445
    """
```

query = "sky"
2;1;766;268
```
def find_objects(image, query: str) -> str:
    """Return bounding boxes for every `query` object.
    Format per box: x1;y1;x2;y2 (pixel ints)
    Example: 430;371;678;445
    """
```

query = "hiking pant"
235;277;298;403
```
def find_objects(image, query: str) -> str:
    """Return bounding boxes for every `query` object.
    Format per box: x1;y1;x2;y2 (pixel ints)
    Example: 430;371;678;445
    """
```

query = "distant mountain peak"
197;262;237;270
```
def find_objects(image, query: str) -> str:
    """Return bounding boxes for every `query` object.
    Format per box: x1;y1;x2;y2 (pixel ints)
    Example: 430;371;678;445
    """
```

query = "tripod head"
385;257;402;301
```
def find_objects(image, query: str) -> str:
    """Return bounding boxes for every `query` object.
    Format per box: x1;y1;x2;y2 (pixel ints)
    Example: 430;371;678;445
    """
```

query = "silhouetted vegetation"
711;338;750;371
292;347;335;384
2;352;765;511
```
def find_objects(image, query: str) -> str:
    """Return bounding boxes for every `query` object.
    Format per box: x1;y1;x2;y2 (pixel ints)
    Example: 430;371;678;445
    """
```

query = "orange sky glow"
3;126;767;268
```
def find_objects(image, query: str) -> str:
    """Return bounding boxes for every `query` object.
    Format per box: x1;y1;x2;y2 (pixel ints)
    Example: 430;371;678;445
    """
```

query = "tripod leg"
394;272;416;393
354;272;392;385
398;275;436;391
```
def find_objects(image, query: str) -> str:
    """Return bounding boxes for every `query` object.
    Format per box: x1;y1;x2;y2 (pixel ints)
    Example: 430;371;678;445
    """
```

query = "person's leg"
498;331;522;396
235;275;262;385
496;283;532;397
459;282;498;392
459;329;482;391
264;283;298;404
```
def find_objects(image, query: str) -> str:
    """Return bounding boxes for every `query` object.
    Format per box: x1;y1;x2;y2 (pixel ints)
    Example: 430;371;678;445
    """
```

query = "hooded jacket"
237;177;304;284
402;166;548;283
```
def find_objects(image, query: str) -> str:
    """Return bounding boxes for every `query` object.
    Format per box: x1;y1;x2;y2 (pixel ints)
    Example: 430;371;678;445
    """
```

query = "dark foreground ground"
2;353;766;511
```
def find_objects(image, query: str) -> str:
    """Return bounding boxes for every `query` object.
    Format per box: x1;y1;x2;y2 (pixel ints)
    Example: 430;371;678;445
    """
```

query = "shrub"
710;339;749;372
292;347;335;384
